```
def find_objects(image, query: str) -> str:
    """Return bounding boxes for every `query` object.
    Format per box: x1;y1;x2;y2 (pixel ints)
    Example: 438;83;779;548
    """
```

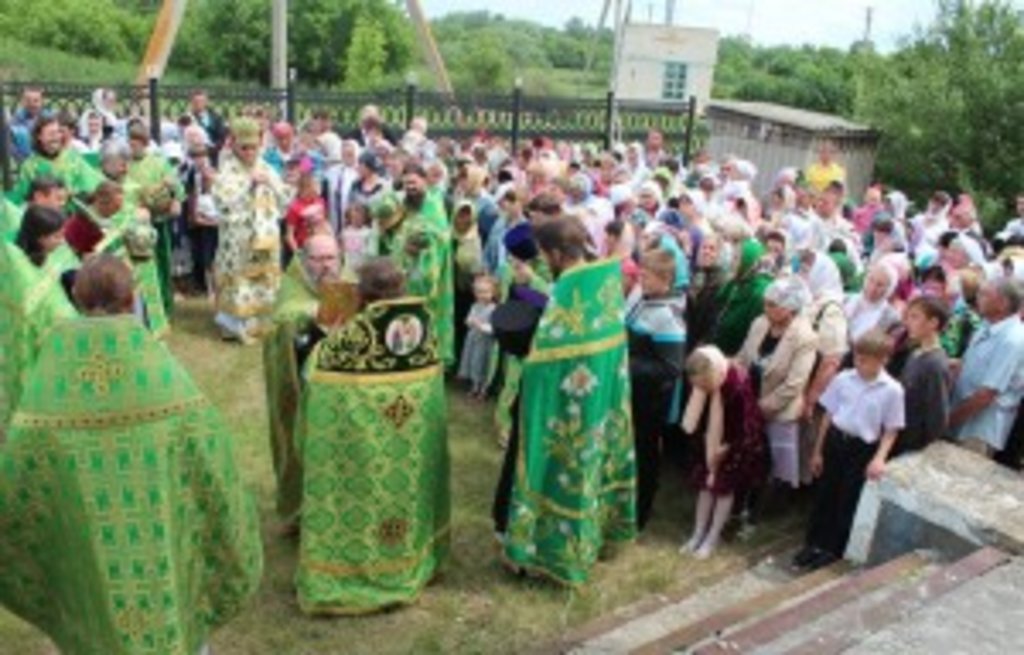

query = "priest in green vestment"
8;116;103;205
1;197;23;242
372;163;455;367
501;217;637;585
264;233;341;527
66;179;170;338
0;239;76;435
126;122;185;317
0;255;263;655
295;257;450;615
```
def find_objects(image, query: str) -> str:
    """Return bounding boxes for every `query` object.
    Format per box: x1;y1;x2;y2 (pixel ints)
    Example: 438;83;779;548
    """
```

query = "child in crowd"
452;201;483;359
604;219;640;295
794;328;905;570
340;203;372;280
681;346;766;558
626;249;687;529
285;171;327;256
458;274;499;399
896;296;951;456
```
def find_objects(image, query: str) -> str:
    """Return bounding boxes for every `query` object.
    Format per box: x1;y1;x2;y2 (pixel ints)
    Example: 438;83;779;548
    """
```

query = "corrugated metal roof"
707;99;875;134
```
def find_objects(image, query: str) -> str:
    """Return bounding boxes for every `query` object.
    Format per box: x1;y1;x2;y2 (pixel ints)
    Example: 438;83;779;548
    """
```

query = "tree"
450;33;510;93
855;0;1024;229
344;14;387;90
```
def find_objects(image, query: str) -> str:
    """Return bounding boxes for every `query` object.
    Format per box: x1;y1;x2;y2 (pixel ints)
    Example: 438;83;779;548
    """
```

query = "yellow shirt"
805;161;847;193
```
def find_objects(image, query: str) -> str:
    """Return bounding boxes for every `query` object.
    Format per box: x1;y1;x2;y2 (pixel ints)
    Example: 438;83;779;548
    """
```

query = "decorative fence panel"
1;80;698;190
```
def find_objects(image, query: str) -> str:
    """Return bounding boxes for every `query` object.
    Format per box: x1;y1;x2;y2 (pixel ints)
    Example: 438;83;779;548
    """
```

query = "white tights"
683;490;734;559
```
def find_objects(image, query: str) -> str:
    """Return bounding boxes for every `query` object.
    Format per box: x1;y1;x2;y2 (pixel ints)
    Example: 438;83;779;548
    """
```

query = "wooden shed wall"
706;113;878;200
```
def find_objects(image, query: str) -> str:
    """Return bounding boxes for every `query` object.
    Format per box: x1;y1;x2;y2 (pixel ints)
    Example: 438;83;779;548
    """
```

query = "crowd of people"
2;83;1024;652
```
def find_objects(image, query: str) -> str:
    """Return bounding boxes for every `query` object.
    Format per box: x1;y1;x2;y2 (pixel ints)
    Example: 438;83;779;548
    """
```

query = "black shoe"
804;549;839;572
792;546;817;568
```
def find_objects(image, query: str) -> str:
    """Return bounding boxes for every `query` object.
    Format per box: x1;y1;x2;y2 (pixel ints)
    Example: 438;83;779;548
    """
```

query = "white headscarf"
845;262;897;341
804;251;844;302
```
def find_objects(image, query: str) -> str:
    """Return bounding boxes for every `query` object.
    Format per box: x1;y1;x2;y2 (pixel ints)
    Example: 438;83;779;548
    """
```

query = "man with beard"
263;233;341;532
212;118;288;344
10;116;103;205
377;163;454;366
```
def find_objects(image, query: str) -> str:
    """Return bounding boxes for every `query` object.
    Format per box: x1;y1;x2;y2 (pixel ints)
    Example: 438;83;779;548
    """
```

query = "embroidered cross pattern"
77;354;126;395
382;395;415;429
377;518;409;547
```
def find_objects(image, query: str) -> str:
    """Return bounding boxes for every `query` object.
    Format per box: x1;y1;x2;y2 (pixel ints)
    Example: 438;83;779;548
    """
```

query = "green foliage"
169;0;412;87
171;0;271;83
430;11;613;91
448;33;511;93
0;0;148;63
713;37;857;115
0;39;152;83
855;0;1024;230
344;14;388;91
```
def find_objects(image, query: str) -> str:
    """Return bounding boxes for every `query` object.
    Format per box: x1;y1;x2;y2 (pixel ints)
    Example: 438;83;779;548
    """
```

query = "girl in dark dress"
681;345;767;559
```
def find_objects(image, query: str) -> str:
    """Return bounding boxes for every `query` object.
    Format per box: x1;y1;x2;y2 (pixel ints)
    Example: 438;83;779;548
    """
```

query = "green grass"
0;39;213;84
0;298;801;655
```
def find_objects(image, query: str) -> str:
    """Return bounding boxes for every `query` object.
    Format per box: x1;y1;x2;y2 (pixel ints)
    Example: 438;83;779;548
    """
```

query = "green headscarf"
713;239;773;356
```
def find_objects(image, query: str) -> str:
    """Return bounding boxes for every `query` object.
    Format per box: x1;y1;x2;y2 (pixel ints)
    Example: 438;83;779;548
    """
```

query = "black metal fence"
1;79;697;191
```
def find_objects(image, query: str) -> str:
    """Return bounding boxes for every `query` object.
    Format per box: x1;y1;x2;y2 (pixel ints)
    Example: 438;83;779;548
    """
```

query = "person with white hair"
320;133;359;234
735;276;818;489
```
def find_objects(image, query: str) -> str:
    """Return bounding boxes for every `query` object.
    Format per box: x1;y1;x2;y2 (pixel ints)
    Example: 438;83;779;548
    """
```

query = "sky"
423;0;1023;51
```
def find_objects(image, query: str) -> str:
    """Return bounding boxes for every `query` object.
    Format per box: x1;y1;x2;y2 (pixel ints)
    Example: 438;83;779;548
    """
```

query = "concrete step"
629;560;850;655
692;551;930;654
538;534;802;655
779;547;1011;655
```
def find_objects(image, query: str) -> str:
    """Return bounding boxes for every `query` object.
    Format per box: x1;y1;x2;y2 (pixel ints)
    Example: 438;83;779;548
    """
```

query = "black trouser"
633;387;669;530
189;225;218;293
805;427;875;558
995;402;1024;471
492;395;520;534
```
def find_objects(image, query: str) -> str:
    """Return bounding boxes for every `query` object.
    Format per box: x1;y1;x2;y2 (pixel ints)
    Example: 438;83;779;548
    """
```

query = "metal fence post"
0;84;10;192
511;78;523;153
286;68;297;124
148;76;161;144
603;90;615;151
683;95;697;167
404;78;417;130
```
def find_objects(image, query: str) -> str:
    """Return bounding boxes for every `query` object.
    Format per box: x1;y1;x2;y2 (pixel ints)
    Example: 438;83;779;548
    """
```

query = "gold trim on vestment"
302;525;450;578
526;332;626;364
309;364;442;386
12;396;208;429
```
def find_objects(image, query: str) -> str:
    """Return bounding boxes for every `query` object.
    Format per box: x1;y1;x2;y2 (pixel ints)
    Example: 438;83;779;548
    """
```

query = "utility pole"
863;6;874;44
271;0;288;89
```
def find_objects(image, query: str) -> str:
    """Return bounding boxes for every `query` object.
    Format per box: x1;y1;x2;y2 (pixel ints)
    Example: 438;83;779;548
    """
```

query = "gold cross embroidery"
382;395;415;430
77;354;126;395
377;518;409;546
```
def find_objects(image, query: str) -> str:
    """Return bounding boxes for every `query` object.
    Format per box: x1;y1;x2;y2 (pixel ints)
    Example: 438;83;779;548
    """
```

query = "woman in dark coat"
686;232;728;352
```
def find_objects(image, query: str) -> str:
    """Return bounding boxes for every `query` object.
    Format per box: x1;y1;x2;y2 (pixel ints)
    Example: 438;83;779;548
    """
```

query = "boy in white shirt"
793;328;905;570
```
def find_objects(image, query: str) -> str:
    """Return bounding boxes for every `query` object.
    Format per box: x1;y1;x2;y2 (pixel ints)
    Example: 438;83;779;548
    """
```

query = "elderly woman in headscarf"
636;180;663;226
844;261;902;343
735;277;818;489
712;238;774;356
78;88;121;143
